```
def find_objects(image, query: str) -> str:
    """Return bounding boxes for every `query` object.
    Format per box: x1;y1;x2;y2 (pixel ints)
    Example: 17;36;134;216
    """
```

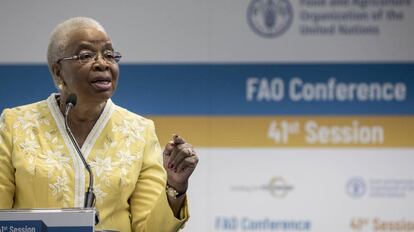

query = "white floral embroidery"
9;102;74;206
112;119;130;134
37;130;73;200
90;139;116;198
13;110;41;130
18;138;39;175
49;175;69;196
12;108;50;134
90;157;113;178
116;150;140;186
45;131;60;146
117;150;137;165
129;118;148;131
41;150;71;178
19;138;40;154
94;136;117;158
49;173;71;206
38;116;50;126
84;116;149;202
120;167;128;176
112;118;146;147
36;103;50;125
104;139;118;151
94;184;108;204
0;115;5;133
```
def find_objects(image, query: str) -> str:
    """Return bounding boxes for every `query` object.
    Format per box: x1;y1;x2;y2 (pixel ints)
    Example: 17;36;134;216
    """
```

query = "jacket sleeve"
0;109;16;208
130;120;189;232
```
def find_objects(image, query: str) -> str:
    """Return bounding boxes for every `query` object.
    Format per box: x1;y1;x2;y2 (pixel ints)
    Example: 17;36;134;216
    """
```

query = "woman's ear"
52;63;61;78
51;63;65;90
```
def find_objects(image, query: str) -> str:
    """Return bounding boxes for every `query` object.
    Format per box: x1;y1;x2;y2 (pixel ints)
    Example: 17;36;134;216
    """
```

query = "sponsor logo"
247;0;293;38
231;176;294;198
346;177;414;199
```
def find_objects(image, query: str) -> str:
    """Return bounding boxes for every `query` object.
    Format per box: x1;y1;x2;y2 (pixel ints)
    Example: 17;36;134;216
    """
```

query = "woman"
0;17;198;231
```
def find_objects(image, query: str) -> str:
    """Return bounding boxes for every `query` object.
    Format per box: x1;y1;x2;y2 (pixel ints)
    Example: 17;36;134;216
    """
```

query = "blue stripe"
0;220;93;231
48;226;93;232
0;63;413;115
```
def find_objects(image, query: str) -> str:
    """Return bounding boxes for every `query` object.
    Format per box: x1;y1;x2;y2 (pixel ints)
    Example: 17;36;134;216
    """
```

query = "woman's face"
58;27;119;105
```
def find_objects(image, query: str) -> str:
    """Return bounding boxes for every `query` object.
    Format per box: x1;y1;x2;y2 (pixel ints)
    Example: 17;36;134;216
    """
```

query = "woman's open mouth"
91;79;112;91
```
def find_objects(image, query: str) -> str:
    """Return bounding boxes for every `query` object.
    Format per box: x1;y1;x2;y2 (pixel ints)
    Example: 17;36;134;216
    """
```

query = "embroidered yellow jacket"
0;94;188;232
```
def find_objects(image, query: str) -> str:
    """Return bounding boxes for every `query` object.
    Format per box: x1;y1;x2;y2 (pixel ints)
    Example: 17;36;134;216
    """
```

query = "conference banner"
1;1;413;231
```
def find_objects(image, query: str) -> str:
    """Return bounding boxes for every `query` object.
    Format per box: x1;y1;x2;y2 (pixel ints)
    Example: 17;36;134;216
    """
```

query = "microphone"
64;94;96;209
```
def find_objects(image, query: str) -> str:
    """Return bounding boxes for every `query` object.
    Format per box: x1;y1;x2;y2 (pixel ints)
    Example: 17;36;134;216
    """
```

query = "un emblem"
247;0;293;38
346;177;367;199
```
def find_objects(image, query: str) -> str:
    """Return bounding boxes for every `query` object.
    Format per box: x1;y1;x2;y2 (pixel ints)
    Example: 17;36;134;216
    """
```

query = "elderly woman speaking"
0;17;198;231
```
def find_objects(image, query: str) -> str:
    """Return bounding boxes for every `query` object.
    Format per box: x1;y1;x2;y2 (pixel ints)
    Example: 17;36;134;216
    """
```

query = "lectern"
0;208;95;232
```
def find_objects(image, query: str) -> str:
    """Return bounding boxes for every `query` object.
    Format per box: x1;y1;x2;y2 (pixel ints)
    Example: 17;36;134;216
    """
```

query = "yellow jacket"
0;94;188;232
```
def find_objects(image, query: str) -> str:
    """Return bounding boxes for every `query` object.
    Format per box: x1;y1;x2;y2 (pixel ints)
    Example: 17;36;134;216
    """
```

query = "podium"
0;208;96;232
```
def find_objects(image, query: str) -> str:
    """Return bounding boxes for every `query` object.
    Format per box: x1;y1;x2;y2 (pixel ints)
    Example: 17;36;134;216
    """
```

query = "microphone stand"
64;101;99;225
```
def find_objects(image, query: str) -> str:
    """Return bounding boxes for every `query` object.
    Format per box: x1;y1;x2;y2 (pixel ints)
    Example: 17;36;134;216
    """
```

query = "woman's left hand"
162;134;199;193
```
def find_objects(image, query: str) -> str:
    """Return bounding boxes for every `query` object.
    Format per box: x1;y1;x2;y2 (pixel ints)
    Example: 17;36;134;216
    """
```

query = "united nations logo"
247;0;293;38
346;177;367;198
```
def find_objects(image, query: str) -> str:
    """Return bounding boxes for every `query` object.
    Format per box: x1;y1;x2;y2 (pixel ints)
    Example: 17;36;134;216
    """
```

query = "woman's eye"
104;52;115;59
79;52;95;60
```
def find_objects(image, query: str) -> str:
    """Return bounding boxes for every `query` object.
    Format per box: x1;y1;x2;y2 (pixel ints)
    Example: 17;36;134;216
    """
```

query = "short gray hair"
47;17;106;89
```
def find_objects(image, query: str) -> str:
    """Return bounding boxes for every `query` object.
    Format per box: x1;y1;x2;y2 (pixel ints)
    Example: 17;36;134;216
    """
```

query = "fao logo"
247;0;293;38
346;177;367;198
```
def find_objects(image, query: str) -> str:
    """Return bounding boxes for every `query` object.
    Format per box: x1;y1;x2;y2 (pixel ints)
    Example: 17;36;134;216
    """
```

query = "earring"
55;77;64;90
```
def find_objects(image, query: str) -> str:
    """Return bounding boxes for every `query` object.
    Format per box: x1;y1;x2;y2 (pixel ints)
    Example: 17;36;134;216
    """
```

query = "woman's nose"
92;55;110;71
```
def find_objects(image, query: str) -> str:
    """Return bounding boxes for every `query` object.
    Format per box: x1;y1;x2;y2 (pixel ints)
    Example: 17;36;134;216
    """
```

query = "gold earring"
55;77;64;90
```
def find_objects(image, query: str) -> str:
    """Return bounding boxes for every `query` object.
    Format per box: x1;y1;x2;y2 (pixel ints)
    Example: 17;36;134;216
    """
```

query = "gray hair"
47;17;106;89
